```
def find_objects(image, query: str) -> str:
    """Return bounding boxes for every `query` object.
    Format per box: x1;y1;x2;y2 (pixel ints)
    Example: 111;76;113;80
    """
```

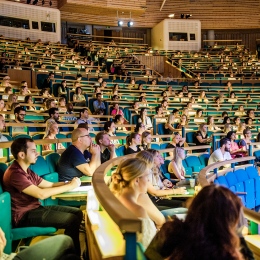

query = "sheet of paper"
70;186;93;192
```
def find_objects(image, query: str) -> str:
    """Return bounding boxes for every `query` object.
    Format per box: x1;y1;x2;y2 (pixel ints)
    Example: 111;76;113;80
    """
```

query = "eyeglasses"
79;134;90;138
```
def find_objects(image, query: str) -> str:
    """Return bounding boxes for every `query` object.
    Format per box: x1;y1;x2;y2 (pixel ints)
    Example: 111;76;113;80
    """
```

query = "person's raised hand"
89;142;100;155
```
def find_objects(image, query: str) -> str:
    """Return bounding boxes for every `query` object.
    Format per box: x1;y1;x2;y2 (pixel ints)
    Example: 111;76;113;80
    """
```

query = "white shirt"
0;134;8;157
208;148;232;167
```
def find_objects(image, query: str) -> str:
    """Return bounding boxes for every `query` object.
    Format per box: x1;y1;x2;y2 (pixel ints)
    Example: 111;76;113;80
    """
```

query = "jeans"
14;235;81;260
17;205;83;255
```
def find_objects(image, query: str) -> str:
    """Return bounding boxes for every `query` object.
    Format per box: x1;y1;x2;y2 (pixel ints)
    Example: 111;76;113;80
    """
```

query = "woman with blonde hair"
110;158;157;249
6;94;17;110
43;119;65;151
168;147;186;180
141;131;152;150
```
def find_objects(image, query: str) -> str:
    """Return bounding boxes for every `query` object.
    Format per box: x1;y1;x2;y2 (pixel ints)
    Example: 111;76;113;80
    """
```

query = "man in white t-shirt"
0;114;8;158
208;138;232;167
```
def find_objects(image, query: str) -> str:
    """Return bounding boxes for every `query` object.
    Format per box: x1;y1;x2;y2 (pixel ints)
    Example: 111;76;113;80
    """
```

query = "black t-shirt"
166;143;181;149
101;148;111;164
57;145;91;181
125;147;141;155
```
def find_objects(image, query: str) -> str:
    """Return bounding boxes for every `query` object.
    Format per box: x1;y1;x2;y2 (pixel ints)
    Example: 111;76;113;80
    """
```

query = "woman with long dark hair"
145;185;246;260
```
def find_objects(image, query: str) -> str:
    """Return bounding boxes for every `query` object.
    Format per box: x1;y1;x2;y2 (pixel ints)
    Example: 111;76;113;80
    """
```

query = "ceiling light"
127;21;133;27
118;20;123;26
168;14;175;18
186;14;192;19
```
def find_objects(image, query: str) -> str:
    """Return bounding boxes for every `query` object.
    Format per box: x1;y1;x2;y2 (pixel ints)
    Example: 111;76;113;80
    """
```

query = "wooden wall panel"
58;0;260;29
16;0;58;9
136;55;165;74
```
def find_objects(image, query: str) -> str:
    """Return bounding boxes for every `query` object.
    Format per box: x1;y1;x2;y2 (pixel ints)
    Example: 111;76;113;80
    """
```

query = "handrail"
244;207;260;224
92;155;142;233
198;156;255;187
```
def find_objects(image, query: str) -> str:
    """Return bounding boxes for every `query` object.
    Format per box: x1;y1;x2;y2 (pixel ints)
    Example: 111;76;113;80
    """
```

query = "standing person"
125;132;143;155
57;128;100;181
110;158;157;249
208;138;232;166
3;138;83;256
95;132;117;164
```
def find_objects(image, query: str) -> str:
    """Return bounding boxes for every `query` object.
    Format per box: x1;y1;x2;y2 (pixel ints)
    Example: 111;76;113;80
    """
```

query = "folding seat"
245;166;260;207
185;156;204;172
198;154;210;167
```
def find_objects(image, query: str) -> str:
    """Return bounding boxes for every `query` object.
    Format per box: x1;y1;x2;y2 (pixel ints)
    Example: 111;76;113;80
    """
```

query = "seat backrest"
0;163;8;194
216;176;229;188
225;171;238;186
29;156;50;177
245;166;259;179
199;154;210;166
234;169;249;182
0;192;12;253
157;123;166;135
186;132;195;143
45;153;60;173
185;156;201;167
116;146;126;157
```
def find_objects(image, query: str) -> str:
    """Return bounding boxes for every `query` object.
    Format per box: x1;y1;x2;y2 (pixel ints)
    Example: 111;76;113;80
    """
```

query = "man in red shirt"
3;138;83;256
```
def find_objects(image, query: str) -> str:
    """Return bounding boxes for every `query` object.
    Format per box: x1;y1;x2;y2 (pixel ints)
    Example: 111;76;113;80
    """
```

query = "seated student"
246;109;255;119
176;114;188;129
3;138;83;256
136;150;186;210
166;132;186;157
217;111;228;123
12;107;27;133
110;158;157;249
194;123;212;152
114;114;127;131
93;93;106;112
228;91;238;103
139;95;148;107
237;122;246;134
233;116;241;131
168;147;187;181
111;103;124;118
145;185;251;260
194;109;205;123
75;108;95;131
95;132;117;164
58;97;67;113
103;121;120;146
208;137;232;167
58;80;68;98
135;122;146;136
125;132;143;155
57;128;101;181
197;90;208;102
245;117;255;130
153;106;166;121
141;131;152;150
207;116;221;131
239;128;252;154
6;94;18;110
223;123;233;134
226;131;246;159
0;229;81;260
24;95;36;111
43;119;65;151
41;88;52;99
235;105;246;116
73;87;86;107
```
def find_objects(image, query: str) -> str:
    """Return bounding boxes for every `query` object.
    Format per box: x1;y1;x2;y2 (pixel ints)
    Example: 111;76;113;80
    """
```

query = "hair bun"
112;172;123;184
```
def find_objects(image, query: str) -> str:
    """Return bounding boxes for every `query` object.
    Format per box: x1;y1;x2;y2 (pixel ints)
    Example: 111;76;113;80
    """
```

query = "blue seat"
116;146;126;157
182;160;192;176
246;166;260;206
198;154;210;166
225;171;238;187
216;176;229;187
185;156;203;172
186;132;196;145
234;169;249;182
151;143;160;150
45;153;60;173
